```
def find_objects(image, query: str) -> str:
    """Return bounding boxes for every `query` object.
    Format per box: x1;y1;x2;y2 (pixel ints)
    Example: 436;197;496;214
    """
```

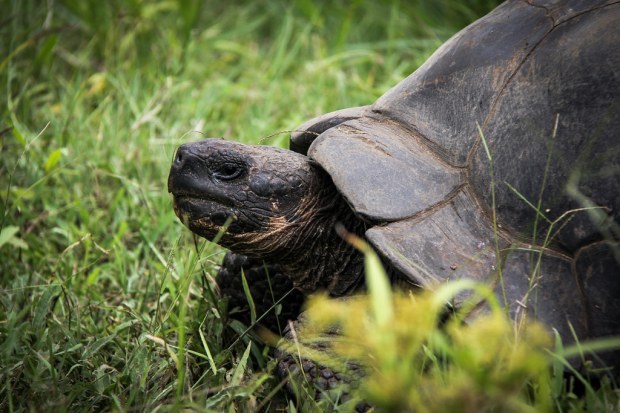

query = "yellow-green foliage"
291;248;554;413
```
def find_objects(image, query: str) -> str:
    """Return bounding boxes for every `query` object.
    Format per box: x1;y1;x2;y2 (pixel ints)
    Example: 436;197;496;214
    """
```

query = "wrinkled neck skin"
278;187;368;296
228;173;368;297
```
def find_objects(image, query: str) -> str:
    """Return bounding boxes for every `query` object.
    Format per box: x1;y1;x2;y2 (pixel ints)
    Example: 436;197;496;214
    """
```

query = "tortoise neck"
272;183;368;296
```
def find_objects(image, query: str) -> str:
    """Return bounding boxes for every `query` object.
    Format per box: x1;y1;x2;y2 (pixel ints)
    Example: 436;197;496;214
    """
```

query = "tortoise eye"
213;163;245;181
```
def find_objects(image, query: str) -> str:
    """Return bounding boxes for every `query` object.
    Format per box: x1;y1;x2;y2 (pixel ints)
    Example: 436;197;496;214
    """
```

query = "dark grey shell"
291;0;620;348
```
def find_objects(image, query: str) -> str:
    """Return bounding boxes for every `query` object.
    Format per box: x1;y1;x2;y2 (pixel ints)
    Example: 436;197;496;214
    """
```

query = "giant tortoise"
168;0;620;375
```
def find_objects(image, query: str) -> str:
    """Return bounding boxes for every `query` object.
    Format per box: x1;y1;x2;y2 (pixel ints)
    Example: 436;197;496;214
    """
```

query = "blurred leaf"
0;226;19;248
33;284;59;329
44;148;63;172
0;225;28;250
364;245;393;325
35;33;58;69
177;0;202;37
86;73;107;96
83;335;116;359
12;126;26;146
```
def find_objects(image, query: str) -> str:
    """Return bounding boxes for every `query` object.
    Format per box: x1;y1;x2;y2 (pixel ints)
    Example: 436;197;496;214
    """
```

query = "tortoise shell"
290;0;620;342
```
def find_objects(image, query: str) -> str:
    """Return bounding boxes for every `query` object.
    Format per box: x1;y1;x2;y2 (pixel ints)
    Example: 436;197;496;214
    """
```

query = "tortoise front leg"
217;251;305;333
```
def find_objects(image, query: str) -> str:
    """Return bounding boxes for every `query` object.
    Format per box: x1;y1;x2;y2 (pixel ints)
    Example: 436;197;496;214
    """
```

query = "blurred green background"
1;1;503;411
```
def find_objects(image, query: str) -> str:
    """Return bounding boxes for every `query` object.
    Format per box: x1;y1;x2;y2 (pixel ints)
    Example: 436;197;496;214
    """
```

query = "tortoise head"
168;138;329;257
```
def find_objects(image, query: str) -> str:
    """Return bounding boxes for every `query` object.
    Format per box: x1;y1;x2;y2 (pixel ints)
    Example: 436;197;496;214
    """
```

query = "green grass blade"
198;327;218;375
240;268;257;326
231;341;252;386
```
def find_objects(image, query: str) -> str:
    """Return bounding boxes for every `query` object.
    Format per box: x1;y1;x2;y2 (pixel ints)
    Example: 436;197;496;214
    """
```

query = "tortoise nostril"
174;148;185;168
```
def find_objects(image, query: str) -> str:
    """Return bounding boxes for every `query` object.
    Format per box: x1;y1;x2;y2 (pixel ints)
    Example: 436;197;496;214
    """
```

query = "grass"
2;0;618;412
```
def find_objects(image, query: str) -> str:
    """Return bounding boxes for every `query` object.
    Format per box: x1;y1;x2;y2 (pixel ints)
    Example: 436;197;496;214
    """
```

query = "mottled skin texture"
215;253;304;330
168;139;368;297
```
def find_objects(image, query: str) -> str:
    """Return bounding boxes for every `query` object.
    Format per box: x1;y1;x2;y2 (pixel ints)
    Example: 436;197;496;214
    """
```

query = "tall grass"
7;0;597;411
